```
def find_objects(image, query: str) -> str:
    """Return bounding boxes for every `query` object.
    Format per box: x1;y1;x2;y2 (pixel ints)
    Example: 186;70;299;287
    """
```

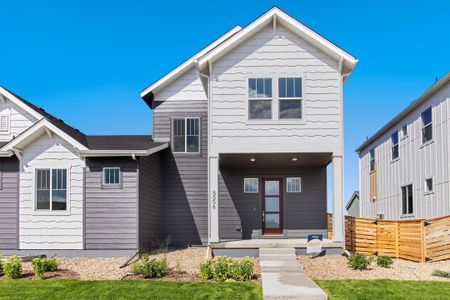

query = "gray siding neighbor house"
357;73;450;220
345;191;360;217
0;7;357;255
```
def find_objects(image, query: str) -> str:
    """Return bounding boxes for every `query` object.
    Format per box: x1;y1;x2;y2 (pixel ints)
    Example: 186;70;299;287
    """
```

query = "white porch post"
209;155;219;243
332;155;345;243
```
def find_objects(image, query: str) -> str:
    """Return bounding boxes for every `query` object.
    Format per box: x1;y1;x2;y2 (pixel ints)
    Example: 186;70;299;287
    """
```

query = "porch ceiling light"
292;157;298;162
250;157;256;162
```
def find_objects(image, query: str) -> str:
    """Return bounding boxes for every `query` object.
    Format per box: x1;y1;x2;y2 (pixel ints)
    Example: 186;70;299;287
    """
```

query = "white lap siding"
19;135;84;250
0;99;38;142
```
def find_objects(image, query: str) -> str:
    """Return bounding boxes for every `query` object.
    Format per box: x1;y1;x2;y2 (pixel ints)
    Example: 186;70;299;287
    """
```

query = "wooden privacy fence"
328;214;450;263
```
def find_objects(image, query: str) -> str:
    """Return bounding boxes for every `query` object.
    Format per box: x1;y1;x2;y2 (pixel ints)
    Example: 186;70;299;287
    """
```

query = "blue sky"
2;1;450;204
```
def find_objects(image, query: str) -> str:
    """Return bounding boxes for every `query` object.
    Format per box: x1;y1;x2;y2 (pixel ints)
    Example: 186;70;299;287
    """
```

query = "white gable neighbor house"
357;73;450;220
141;6;357;250
0;7;357;256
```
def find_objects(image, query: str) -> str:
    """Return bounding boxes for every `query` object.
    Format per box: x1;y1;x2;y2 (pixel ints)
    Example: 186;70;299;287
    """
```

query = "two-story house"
0;7;357;256
357;73;450;220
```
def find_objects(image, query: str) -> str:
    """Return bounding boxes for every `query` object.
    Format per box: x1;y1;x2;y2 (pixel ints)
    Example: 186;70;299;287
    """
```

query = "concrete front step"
260;260;303;273
259;247;296;255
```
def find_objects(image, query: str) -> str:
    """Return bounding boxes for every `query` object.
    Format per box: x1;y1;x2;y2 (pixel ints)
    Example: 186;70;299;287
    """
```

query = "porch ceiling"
219;153;332;169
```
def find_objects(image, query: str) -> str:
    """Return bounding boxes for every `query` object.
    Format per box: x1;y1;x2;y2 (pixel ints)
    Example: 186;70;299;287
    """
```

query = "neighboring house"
345;191;360;217
356;73;450;220
141;7;357;245
0;87;168;255
0;6;358;255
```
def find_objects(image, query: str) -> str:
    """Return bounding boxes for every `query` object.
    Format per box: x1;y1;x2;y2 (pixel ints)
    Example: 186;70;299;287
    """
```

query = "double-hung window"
248;78;272;119
421;107;433;144
172;118;200;153
103;167;121;187
36;169;67;211
391;131;399;160
401;184;413;215
278;77;302;119
369;148;375;172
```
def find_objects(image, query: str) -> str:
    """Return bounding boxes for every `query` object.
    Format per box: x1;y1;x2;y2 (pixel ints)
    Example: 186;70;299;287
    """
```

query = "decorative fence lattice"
328;214;450;263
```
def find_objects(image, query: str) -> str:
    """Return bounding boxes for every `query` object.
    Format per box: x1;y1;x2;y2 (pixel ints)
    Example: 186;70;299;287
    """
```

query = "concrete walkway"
260;248;327;300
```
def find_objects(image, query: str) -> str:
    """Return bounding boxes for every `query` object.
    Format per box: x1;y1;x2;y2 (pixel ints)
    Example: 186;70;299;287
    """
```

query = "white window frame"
421;107;433;144
248;78;273;120
286;177;301;193
172;117;200;154
369;148;375;172
424;177;434;194
391;131;399;161
35;168;68;212
278;77;303;120
0;113;9;132
401;184;414;216
244;178;259;193
102;167;122;188
401;124;408;139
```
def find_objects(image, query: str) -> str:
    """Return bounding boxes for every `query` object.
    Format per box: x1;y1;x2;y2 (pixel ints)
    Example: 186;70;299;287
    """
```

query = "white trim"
79;143;169;157
140;26;242;97
0;86;43;120
0;119;89;152
197;7;357;69
244;178;259;193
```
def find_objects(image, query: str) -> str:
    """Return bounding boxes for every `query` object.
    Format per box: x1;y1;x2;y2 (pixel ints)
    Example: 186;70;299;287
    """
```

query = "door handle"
262;211;265;222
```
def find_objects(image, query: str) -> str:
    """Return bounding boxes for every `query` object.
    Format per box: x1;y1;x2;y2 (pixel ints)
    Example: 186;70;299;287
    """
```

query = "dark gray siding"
85;158;138;250
0;157;19;250
138;153;161;250
153;100;208;246
219;167;327;240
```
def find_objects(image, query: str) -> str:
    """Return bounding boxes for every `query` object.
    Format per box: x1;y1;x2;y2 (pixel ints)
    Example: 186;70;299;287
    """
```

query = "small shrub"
348;252;373;270
199;258;213;280
3;255;22;279
132;255;168;278
432;270;450;278
376;256;394;268
45;256;58;272
32;257;47;279
198;256;254;281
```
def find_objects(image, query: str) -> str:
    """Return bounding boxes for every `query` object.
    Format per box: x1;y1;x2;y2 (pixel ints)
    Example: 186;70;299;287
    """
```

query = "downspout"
194;59;212;244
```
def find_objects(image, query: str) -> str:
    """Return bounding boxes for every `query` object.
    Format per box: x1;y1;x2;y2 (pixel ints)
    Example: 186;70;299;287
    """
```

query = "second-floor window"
248;78;272;119
369;148;375;172
421;107;432;144
279;77;302;119
391;131;399;160
172;117;200;153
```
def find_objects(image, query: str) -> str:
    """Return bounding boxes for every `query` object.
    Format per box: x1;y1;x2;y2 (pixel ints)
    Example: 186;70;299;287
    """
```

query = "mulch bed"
0;269;79;281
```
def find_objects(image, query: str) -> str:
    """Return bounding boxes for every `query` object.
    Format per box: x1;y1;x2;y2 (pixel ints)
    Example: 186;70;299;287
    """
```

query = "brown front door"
262;178;283;235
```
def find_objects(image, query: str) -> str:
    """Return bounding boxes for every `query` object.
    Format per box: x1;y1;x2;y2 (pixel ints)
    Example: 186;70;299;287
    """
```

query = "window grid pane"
52;169;67;211
104;168;120;185
248;78;272;99
287;178;301;192
244;178;258;193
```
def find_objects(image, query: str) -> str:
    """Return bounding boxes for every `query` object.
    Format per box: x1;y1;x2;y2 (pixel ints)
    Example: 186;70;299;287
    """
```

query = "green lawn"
317;280;450;300
0;280;262;300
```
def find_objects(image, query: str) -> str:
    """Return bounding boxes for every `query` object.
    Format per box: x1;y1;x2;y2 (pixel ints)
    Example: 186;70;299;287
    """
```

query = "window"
421;107;433;144
103;167;121;186
391;131;399;160
278;78;302;119
401;124;408;138
172;118;200;153
244;178;258;193
401;184;413;215
425;177;433;194
36;169;67;211
369;148;375;172
248;78;272;119
0;114;9;132
287;177;301;193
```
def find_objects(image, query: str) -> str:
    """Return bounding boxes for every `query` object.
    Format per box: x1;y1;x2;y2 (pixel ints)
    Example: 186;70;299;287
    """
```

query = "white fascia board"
0;87;43;120
140;26;242;98
78;142;169;157
0;119;89;152
198;7;357;70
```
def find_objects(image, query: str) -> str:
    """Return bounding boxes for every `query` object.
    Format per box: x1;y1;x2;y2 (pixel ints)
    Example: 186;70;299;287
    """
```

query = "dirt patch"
298;255;450;281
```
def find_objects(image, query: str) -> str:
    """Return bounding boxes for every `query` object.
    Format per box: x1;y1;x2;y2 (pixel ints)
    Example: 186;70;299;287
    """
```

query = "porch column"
209;155;219;243
332;156;345;243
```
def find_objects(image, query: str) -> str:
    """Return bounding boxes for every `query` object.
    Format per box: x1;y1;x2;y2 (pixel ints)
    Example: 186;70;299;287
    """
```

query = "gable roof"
140;6;358;103
356;72;450;153
346;191;360;210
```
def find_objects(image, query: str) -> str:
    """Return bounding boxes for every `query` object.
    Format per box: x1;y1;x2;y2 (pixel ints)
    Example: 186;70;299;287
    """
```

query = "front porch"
208;152;345;247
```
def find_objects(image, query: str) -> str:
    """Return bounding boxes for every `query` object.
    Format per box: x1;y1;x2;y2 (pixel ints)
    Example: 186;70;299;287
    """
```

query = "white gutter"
78;143;169;158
